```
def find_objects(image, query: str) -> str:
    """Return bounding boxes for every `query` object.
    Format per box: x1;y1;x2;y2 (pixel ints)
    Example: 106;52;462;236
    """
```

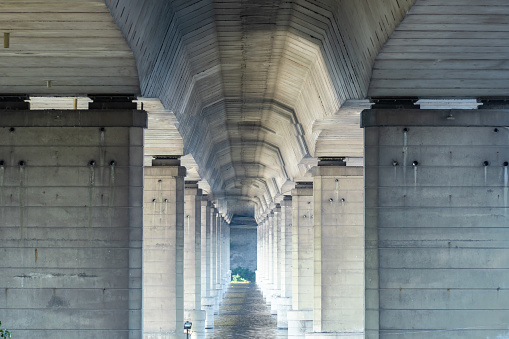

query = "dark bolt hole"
403;128;408;132
504;162;508;167
152;199;156;202
412;161;419;166
393;160;399;166
483;161;490;166
19;161;25;166
494;128;499;132
0;160;4;166
100;127;105;132
89;160;96;166
9;127;15;132
110;160;116;166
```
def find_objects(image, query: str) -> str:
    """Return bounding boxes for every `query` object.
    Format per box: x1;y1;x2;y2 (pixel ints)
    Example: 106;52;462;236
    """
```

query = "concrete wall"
363;109;509;339
230;227;257;271
0;109;145;338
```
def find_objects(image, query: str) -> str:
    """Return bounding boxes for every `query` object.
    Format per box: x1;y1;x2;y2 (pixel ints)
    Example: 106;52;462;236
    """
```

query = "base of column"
256;279;266;297
184;309;206;339
201;297;215;329
270;290;281;315
144;332;181;339
214;288;223;314
287;310;313;338
262;283;273;304
276;297;292;328
305;332;364;339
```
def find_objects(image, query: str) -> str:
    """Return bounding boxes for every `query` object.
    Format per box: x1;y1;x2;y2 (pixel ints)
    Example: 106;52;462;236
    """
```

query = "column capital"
292;181;313;196
312;166;363;177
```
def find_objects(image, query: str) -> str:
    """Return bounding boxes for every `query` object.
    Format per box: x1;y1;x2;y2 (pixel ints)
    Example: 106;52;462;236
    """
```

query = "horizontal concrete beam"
0;109;147;127
361;109;509;128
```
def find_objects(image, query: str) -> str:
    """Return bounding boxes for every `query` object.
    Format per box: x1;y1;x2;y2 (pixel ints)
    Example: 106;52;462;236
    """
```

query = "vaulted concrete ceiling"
105;0;415;218
0;0;421;218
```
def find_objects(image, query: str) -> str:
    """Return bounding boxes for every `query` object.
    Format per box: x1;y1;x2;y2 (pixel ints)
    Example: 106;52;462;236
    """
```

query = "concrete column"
183;182;205;338
200;198;214;328
362;108;509;339
307;161;364;338
270;205;282;315
226;221;231;282
0;109;145;338
215;214;223;305
257;218;265;289
256;219;262;284
210;208;219;314
144;157;186;339
265;212;274;305
261;217;270;299
276;196;293;328
287;182;314;338
222;219;231;292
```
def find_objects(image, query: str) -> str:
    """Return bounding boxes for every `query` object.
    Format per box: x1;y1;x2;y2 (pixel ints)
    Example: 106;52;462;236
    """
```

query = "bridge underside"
1;0;509;338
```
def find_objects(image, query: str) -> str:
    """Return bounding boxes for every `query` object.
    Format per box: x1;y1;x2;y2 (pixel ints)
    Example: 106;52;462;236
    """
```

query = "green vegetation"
231;266;255;283
0;321;11;338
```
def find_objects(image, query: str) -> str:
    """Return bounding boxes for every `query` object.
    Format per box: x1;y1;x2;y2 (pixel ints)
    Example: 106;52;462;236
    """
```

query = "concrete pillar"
210;208;219;314
215;213;223;306
270;205;282;315
265;212;274;305
287;182;314;338
0;109;145;338
144;157;186;339
307;161;364;338
261;217;270;299
222;218;229;296
256;219;262;284
200;198;214;329
222;219;231;292
276;196;293;329
362;108;509;339
257;218;265;289
226;221;231;282
183;182;205;338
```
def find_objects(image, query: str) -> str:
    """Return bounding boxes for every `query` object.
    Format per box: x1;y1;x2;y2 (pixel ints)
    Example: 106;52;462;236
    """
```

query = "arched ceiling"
0;0;422;219
106;0;415;219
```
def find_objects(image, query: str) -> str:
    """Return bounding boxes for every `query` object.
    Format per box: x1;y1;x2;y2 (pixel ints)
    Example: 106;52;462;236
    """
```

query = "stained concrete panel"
363;109;509;339
0;110;145;338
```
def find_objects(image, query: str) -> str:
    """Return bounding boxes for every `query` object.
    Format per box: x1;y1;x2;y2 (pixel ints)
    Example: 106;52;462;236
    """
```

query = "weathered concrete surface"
0;110;146;338
276;196;293;329
144;163;186;339
363;109;509;339
312;166;364;336
201;198;215;329
288;182;314;338
270;205;282;315
184;182;205;338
